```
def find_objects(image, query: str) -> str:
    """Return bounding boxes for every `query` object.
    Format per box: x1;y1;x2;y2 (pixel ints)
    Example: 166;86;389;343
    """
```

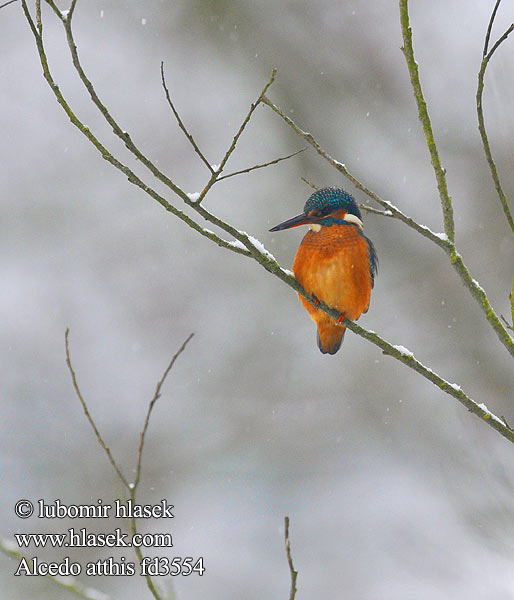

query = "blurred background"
2;0;514;598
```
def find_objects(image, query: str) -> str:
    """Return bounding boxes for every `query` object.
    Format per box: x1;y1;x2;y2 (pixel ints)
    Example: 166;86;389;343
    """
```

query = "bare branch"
35;0;42;31
68;0;78;21
360;205;397;217
477;11;514;235
161;62;214;174
509;275;514;331
162;64;303;186
65;329;130;489
501;315;514;332
284;517;298;600
133;333;194;491
216;147;306;182
42;0;62;21
65;330;193;600
399;0;455;243
0;0;18;9
196;68;277;203
44;0;188;201
486;23;514;60
483;0;502;57
300;176;318;191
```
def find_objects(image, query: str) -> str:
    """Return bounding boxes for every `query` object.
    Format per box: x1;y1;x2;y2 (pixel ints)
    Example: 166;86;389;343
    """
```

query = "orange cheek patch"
330;209;348;221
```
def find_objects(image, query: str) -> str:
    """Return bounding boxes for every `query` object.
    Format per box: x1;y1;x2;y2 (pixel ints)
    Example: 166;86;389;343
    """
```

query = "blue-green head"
303;187;362;221
270;187;362;231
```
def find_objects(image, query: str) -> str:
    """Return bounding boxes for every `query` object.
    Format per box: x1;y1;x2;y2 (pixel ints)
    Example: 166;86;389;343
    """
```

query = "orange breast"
292;224;373;322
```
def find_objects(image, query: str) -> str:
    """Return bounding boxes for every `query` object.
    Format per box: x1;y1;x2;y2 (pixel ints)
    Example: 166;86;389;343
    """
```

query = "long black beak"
269;212;312;232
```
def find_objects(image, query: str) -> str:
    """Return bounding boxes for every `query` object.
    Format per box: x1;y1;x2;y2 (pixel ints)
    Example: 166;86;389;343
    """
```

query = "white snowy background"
2;1;514;598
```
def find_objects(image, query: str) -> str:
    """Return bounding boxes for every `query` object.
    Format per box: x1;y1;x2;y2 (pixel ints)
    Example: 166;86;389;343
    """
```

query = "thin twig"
486;21;514;63
44;0;189;202
500;415;510;428
129;334;193;600
483;0;502;57
161;62;303;192
300;176;318;191
501;315;514;332
0;537;109;599
161;62;214;174
216;147;306;182
68;0;78;20
0;0;18;9
284;517;298;600
65;328;192;600
360;204;396;217
133;332;194;491
196;68;277;203
399;0;455;244
511;268;514;327
129;339;192;600
477;13;514;235
65;329;130;490
35;0;41;32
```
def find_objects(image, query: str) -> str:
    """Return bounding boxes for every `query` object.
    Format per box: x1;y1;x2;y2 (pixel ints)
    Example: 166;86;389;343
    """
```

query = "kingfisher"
270;187;377;355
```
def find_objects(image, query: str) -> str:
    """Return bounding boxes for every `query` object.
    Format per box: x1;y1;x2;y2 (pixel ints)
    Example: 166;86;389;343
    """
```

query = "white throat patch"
308;223;322;232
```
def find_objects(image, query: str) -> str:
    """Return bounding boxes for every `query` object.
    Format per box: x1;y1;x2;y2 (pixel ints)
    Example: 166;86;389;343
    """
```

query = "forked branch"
195;68;278;203
476;0;514;235
65;329;193;600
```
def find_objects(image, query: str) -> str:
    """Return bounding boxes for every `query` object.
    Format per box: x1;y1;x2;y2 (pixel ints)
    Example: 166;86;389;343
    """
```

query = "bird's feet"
337;312;346;324
312;294;320;306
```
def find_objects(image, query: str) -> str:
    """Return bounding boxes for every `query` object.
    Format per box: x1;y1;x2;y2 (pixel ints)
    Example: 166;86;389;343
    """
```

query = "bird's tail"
317;320;346;355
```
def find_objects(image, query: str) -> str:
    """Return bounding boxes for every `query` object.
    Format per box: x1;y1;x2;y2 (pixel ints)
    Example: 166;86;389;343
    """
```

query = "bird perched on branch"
270;187;377;354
